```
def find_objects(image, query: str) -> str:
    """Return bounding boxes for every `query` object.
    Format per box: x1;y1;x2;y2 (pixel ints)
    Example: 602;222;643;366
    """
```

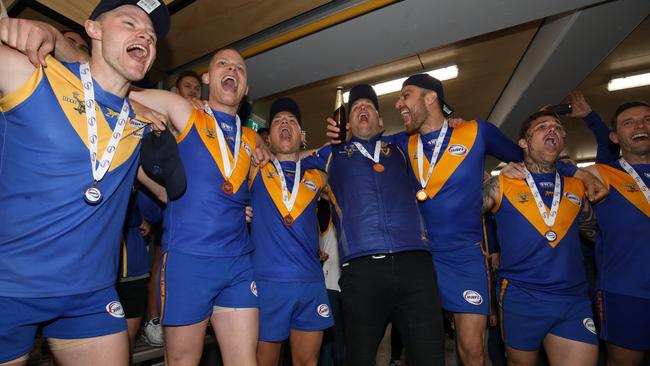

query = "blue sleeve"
382;131;408;153
301;145;332;173
480;120;523;163
136;188;164;224
583;111;619;163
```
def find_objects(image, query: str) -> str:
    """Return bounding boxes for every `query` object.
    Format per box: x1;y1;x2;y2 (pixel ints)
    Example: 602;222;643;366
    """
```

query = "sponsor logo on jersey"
220;122;234;133
447;144;468;156
583;318;596;334
540;182;554;188
243;142;252;156
317;304;331;318
129;119;147;138
463;290;483;305
303;180;318;192
250;281;258;297
106;301;125;318
644;172;650;179
565;192;582;206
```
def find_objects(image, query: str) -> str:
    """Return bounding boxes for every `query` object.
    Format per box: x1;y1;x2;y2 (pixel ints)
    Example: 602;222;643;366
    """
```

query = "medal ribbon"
80;62;129;183
524;169;562;228
272;158;302;213
417;119;448;189
351;141;382;164
204;105;241;181
619;158;650;205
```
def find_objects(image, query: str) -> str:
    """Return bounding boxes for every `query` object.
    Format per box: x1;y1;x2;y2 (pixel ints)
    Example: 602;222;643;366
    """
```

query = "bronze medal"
416;189;428;202
373;163;385;173
222;181;234;194
284;214;294;226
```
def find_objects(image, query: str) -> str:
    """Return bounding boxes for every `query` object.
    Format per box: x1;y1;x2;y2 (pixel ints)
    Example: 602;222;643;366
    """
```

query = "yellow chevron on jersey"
407;121;478;199
259;163;324;221
1;56;147;172
595;164;650;218
183;108;257;194
498;174;584;248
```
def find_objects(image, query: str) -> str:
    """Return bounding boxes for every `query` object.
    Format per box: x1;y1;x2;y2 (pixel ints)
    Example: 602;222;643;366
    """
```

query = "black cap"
140;128;186;200
403;74;454;117
89;0;171;39
348;84;379;113
269;97;301;126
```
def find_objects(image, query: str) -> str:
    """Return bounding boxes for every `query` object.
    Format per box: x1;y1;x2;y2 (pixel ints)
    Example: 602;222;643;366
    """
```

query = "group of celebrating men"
0;0;648;365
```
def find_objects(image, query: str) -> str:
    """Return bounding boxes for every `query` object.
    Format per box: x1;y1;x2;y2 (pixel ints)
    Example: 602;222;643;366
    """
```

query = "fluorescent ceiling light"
577;161;595;168
343;65;458;103
607;72;650;91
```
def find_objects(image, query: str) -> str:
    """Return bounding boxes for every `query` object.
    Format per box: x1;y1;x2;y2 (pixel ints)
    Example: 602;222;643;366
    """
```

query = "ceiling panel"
254;22;540;149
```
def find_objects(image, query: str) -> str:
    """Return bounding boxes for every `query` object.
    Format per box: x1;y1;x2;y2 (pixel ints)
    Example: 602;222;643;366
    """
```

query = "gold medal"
222;181;234;194
373;163;385;173
284;214;294;226
416;189;428;202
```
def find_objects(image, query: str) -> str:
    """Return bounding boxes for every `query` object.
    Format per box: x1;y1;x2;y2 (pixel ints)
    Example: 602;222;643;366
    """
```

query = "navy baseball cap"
140;128;186;200
403;73;454;117
269;97;301;126
348;84;379;113
89;0;171;39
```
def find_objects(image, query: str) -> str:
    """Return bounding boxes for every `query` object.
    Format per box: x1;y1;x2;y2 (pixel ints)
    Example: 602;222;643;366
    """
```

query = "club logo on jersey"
516;192;531;204
106;301;125;318
303;180;318;192
129;119;147;138
346;145;354;158
62;92;86;115
220;122;234;133
381;142;392;157
447;144;468;156
565;192;582;206
317;304;331;318
624;182;640;193
250;281;258;297
243;142;252;156
463;290;483;305
583;318;596;334
200;127;217;139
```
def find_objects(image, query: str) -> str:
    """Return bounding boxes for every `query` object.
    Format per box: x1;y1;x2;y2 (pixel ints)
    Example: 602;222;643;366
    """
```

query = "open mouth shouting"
221;75;239;93
126;42;150;65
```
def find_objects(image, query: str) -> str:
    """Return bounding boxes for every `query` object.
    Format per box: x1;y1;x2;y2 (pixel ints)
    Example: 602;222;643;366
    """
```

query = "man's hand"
574;168;607;202
499;162;526;180
566;90;592;118
326;117;350;144
139;219;152;237
131;99;168;133
319;250;329;262
245;206;253;224
447;117;467;128
189;97;208;111
252;144;272;167
0;18;56;67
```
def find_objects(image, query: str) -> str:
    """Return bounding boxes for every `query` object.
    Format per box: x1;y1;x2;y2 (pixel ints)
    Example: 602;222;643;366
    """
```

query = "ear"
84;20;101;41
378;116;384;129
245;85;250;96
201;72;209;85
609;131;619;144
423;91;437;107
518;138;528;149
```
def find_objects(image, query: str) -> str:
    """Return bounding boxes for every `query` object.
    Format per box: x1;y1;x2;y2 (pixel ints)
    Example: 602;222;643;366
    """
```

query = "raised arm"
567;90;619;162
0;18;88;66
129;88;192;134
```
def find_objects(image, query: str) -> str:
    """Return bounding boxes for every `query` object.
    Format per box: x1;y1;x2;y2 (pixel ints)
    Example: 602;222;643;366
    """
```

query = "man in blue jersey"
582;102;650;366
482;110;598;366
313;84;445;366
0;0;170;364
251;97;333;366
126;48;269;366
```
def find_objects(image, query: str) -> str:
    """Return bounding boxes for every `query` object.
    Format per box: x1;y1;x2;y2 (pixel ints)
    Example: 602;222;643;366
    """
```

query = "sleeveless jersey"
0;56;148;297
163;108;256;256
250;160;325;282
493;173;588;300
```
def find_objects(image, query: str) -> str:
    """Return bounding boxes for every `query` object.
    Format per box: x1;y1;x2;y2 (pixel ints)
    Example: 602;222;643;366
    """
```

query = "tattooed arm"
578;201;597;243
482;175;500;213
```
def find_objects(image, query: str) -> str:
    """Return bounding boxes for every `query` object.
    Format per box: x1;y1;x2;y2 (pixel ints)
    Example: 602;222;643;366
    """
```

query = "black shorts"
116;277;149;319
